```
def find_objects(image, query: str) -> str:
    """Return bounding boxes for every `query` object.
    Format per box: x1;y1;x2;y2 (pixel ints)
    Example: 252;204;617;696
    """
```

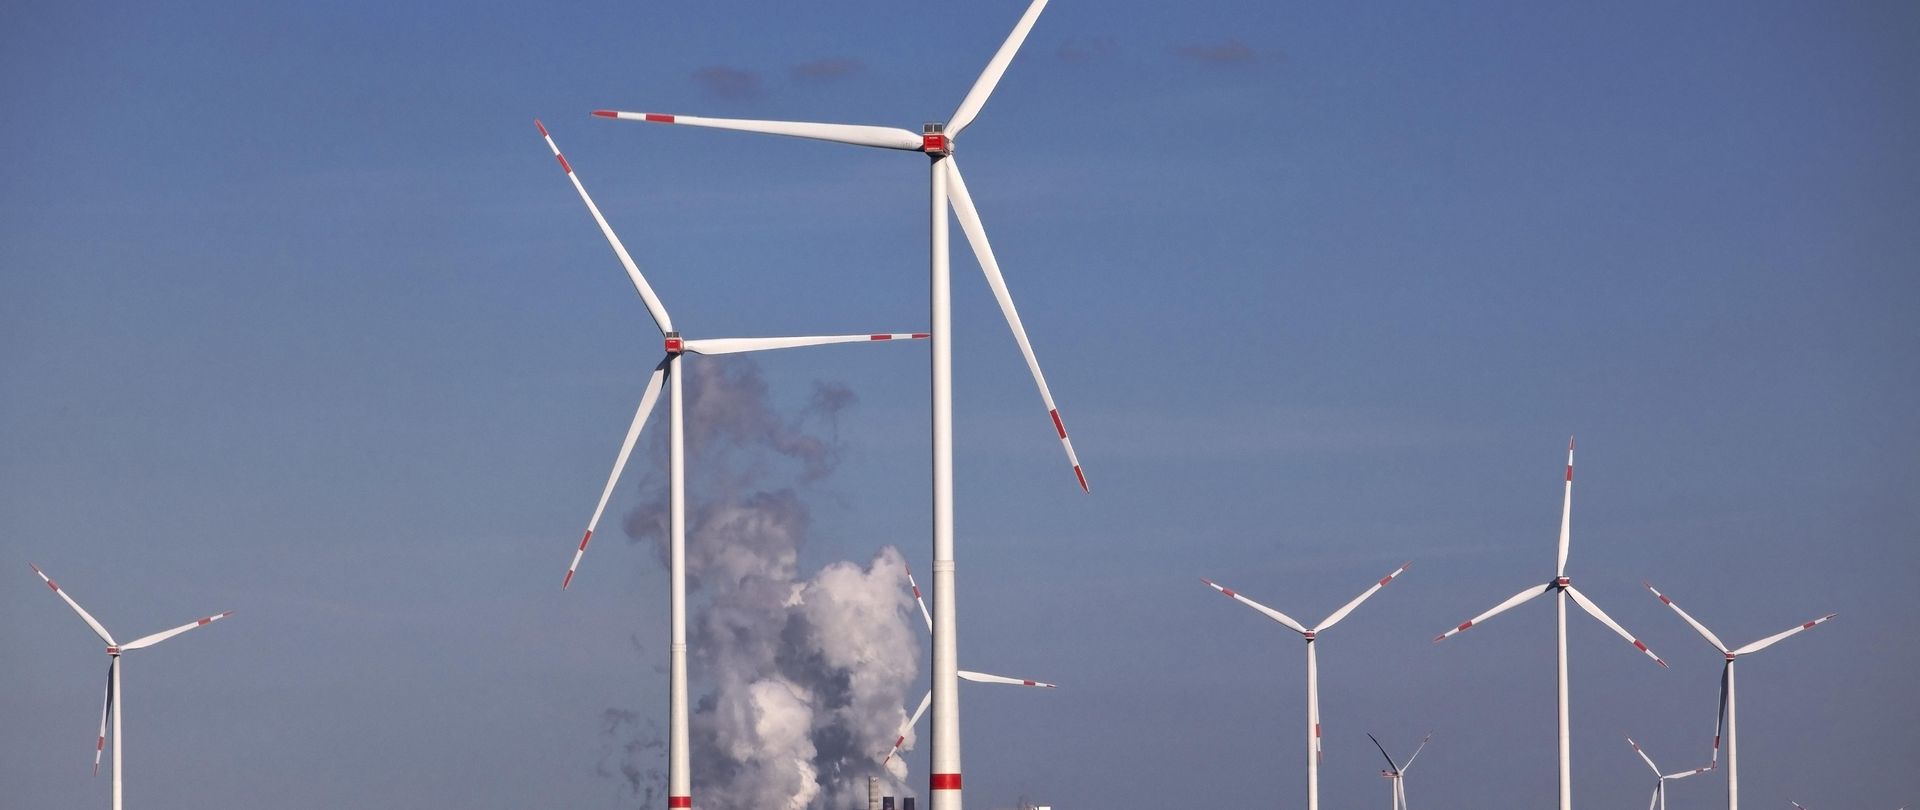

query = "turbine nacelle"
664;332;684;355
1555;576;1571;589
922;123;952;155
105;646;120;656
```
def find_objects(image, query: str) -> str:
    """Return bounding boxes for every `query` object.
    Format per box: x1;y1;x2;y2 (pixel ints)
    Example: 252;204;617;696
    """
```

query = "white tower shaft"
112;656;123;810
1306;639;1320;810
929;154;963;809
1557;588;1571;810
1726;661;1739;810
669;356;690;810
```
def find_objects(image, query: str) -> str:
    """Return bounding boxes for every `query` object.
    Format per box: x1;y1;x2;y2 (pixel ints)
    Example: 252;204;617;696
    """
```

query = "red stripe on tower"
668;796;692;808
931;773;963;790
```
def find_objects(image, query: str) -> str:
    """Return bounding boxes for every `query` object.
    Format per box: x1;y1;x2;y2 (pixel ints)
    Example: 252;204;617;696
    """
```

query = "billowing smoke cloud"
612;358;922;808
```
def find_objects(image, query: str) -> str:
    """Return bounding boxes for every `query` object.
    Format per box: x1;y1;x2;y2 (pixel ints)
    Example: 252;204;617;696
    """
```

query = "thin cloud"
791;57;863;82
1171;37;1261;67
692;65;763;99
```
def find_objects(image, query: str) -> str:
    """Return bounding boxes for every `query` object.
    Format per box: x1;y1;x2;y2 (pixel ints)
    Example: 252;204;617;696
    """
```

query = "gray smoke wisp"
614;358;922;808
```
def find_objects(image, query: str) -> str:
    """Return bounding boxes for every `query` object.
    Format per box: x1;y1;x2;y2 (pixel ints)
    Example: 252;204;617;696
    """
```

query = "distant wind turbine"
30;564;232;810
1367;732;1432;810
1433;439;1668;810
538;120;925;810
1643;581;1835;810
1626;735;1709;810
1201;561;1411;810
883;563;1056;765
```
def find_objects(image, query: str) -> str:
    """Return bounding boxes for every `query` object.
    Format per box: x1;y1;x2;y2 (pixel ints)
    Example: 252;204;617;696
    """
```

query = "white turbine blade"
592;109;922;151
905;563;933;633
93;661;113;775
883;689;933;764
1791;803;1807;810
1401;732;1433;773
1367;732;1401;772
958;670;1057;688
119;610;233;650
1643;581;1731;653
1433;583;1551;642
945;0;1050;138
564;358;669;589
1664;765;1709;781
1566;585;1667;667
29;564;116;646
1626;735;1663;778
1731;612;1837;656
682;332;929;356
1316;560;1412;632
945;157;1087;492
535;119;674;334
1558;437;1574;577
1200;578;1309;635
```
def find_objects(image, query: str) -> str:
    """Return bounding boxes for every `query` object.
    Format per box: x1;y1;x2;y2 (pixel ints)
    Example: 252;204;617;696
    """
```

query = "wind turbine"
1199;561;1412;810
882;563;1056;766
30;564;232;810
1432;439;1668;810
538;120;926;810
592;2;1084;805
1367;732;1432;810
1626;735;1709;810
1642;581;1835;810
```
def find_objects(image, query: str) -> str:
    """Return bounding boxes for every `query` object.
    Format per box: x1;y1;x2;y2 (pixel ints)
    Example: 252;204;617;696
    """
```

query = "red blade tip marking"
591;110;617;118
535;119;548;137
644;113;675;123
1074;465;1088;492
562;570;575;590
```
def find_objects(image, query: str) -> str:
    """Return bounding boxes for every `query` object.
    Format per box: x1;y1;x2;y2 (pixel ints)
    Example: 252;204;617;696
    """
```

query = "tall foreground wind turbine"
538;121;925;810
1433;439;1668;810
594;2;1084;805
1367;732;1432;810
883;564;1056;766
1200;561;1411;810
1642;582;1835;810
1626;735;1709;810
30;564;232;810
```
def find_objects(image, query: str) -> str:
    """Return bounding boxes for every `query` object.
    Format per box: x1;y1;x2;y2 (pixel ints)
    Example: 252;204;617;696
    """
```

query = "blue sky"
3;1;1916;808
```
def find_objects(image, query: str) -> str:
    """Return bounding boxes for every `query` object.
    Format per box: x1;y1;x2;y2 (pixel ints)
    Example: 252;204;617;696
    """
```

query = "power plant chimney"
868;777;880;810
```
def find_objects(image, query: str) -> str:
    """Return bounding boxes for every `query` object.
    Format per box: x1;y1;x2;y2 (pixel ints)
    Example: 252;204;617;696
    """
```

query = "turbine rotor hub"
1725;652;1738;661
1555;576;1571;588
105;646;119;656
1302;631;1316;641
664;332;684;355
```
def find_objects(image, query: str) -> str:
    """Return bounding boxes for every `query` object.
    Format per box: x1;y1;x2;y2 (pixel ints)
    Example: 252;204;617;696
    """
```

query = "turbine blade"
1730;613;1836;656
1433;583;1551;642
883;689;934;764
1643;581;1731;653
945;157;1087;492
1626;735;1662;778
958;670;1057;688
1558;437;1574;577
29;565;116;646
1316;560;1411;633
94;660;113;775
1200;578;1309;635
1367;732;1401;772
1566;585;1667;667
905;563;933;633
564;358;669;589
946;0;1050;138
682;332;929;356
119;610;234;650
1664;766;1709;781
1401;732;1433;772
592;109;922;151
536;119;674;335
